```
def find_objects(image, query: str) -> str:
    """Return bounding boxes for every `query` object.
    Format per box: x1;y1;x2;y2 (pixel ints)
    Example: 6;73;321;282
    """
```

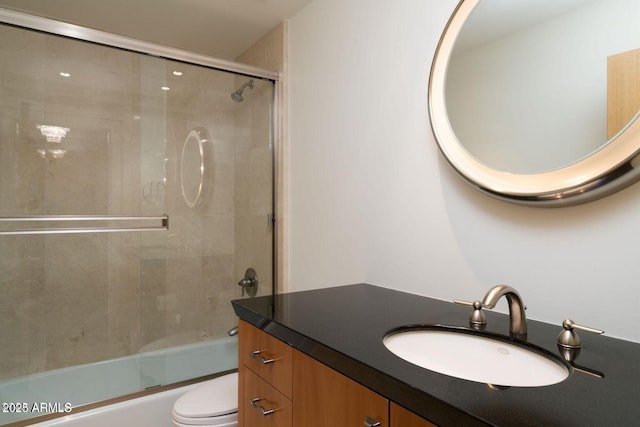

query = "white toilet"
171;372;238;427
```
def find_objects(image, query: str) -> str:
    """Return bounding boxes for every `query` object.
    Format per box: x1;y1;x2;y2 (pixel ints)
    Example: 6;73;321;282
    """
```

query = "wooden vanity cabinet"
238;320;438;427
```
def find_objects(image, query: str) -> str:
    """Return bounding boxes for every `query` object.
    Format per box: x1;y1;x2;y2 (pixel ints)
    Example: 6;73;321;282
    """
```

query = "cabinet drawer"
239;320;293;397
242;368;292;427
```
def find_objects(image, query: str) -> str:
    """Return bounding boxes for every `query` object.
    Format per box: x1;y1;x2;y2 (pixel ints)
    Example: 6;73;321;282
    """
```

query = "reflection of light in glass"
161;86;170;91
59;72;71;77
48;149;66;159
36;148;67;159
172;71;183;76
37;125;70;143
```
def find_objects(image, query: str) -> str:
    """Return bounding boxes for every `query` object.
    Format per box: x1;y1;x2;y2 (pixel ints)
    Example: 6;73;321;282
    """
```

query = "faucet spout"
482;285;527;340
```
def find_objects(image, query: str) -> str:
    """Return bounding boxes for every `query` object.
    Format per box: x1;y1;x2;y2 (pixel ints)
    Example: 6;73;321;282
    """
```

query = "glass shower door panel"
233;77;274;302
134;62;275;373
0;23;169;419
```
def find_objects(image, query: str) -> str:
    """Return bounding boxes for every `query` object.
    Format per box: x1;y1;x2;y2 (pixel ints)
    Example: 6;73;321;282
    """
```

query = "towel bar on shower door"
0;214;169;236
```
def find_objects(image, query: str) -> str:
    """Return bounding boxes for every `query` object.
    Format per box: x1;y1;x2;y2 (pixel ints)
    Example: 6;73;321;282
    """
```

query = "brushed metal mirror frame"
429;0;640;207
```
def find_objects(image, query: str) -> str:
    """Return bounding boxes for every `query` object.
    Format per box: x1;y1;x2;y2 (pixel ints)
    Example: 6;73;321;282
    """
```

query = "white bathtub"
0;336;238;426
29;384;201;427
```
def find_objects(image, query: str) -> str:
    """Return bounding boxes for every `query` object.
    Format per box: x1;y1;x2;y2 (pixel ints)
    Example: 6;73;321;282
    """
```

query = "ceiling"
0;0;312;60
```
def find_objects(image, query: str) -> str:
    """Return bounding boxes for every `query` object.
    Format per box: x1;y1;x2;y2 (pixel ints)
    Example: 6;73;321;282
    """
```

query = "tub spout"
482;285;527;340
227;326;239;337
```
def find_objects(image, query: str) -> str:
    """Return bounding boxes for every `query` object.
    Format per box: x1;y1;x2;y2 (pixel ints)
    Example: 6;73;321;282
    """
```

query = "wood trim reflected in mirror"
429;0;640;207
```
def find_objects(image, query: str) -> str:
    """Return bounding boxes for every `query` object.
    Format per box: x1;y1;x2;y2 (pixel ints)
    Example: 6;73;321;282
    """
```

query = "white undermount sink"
383;327;570;387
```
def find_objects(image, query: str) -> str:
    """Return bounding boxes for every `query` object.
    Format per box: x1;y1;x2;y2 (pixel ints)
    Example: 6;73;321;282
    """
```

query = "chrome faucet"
482;285;527;340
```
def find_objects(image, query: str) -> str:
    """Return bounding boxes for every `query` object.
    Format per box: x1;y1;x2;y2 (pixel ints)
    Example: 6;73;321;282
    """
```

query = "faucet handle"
557;318;604;349
454;299;487;328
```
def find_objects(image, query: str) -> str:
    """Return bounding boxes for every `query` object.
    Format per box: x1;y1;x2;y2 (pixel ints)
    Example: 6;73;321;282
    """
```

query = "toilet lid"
173;373;238;418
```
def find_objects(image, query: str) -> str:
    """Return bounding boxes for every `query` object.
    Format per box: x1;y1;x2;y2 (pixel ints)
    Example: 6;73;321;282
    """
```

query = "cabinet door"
390;402;438;427
293;349;389;427
242;368;292;427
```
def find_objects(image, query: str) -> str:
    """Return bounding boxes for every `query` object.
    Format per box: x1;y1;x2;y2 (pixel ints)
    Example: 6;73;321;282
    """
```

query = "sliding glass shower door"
0;21;274;425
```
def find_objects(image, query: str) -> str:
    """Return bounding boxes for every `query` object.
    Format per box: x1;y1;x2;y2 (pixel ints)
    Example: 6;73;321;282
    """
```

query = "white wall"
288;0;640;342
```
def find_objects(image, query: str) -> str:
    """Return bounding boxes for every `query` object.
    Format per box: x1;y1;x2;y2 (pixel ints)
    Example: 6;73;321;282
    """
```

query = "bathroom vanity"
237;319;432;427
232;284;640;426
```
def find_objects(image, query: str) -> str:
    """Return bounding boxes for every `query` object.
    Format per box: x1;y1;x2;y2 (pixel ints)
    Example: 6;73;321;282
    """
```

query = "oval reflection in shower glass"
180;128;209;208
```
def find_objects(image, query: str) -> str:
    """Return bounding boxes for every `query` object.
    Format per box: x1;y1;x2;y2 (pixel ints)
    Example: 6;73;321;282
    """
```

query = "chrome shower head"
231;80;254;102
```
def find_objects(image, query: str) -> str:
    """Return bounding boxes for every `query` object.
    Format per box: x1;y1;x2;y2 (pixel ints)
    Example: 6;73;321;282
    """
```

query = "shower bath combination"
230;79;254;102
0;13;276;426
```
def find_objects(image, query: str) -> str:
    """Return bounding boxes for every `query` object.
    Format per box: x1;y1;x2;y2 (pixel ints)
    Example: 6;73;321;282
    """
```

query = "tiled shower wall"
0;23;274;379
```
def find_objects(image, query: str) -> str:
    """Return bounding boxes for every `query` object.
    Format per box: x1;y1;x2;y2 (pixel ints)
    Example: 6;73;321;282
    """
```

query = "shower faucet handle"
237;268;258;297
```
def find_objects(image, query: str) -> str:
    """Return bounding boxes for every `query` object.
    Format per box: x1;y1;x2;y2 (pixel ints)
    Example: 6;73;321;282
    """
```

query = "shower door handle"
0;215;169;235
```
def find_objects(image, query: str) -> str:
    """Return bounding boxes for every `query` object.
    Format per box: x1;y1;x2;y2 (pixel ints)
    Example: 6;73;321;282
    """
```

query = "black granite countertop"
231;283;640;426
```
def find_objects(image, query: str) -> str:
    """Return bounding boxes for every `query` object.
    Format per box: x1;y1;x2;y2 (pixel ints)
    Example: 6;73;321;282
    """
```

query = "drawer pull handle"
364;416;381;427
249;350;275;364
249;397;275;415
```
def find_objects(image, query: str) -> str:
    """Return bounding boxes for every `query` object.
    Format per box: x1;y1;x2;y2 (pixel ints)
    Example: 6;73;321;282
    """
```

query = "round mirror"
430;0;640;206
180;128;210;208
